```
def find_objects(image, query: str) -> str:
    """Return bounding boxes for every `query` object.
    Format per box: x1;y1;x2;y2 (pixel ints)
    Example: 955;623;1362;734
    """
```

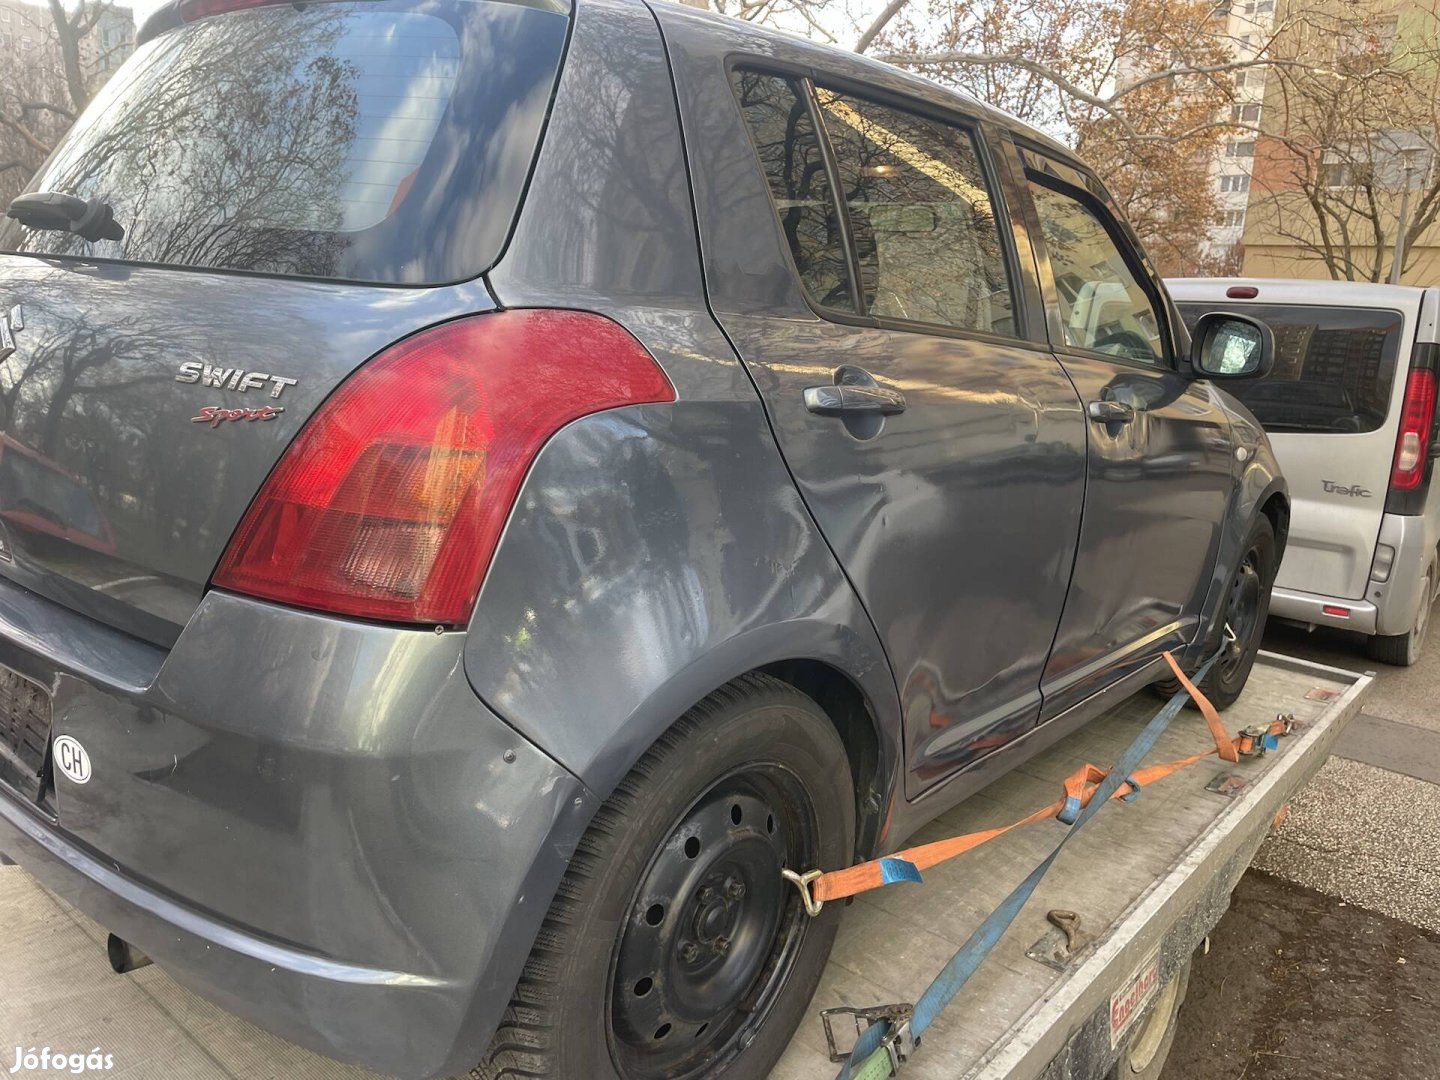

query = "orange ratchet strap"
797;650;1291;908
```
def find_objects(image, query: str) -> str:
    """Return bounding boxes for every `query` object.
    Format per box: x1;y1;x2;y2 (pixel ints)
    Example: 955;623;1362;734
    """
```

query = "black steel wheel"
1151;515;1276;712
1215;544;1265;684
1193;516;1276;711
476;674;855;1080
608;768;816;1079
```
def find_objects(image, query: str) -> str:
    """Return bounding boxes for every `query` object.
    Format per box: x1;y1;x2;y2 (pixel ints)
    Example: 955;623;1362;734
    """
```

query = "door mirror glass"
1191;311;1274;379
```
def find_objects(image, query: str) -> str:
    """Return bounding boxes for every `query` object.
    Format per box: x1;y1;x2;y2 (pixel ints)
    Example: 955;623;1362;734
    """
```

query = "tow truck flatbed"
0;652;1370;1080
777;651;1371;1080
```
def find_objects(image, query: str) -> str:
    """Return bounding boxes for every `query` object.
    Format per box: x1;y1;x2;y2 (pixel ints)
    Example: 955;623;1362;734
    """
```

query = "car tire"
1366;569;1433;667
474;673;855;1080
1106;958;1192;1080
1154;515;1277;712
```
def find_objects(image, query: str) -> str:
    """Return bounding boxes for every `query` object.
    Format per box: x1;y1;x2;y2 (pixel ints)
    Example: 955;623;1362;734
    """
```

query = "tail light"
1390;368;1437;492
213;310;675;625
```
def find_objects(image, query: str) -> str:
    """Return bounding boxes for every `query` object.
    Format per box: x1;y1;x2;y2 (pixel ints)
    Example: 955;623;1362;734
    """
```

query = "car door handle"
804;384;907;416
1087;399;1136;423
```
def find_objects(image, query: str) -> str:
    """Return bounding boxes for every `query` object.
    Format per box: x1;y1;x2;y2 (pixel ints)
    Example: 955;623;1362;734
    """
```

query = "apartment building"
1202;0;1275;266
1240;0;1440;282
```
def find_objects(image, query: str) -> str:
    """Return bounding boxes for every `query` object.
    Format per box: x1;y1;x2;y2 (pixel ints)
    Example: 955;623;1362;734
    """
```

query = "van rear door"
1174;293;1422;602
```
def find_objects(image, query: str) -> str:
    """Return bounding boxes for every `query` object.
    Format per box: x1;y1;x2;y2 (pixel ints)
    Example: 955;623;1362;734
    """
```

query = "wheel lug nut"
726;880;745;900
713;935;730;956
680;942;701;963
699;886;716;904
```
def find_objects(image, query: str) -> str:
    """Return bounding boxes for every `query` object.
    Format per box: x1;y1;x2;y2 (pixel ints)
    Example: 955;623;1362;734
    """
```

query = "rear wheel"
1107;959;1191;1080
475;674;854;1080
1155;516;1276;711
1366;568;1433;667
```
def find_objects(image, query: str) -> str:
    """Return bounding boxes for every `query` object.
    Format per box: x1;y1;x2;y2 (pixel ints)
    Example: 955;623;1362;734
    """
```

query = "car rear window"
0;0;569;285
1176;303;1404;434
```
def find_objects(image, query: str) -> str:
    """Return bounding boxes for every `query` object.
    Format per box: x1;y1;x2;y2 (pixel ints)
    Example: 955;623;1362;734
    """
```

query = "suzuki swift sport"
0;0;1286;1076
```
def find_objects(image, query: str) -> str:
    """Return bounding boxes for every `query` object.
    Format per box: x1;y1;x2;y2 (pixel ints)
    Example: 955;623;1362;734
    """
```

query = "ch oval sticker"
52;735;92;785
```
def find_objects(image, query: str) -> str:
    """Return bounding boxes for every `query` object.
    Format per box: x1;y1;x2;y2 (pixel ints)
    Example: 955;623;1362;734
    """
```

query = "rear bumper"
0;584;596;1079
1269;588;1378;635
1271;512;1438;638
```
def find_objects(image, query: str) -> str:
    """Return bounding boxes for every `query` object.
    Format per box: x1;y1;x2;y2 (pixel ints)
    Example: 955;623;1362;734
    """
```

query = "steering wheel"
1090;329;1155;359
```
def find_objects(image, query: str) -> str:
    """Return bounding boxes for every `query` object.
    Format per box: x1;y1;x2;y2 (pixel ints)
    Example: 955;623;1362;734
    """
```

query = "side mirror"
1190;311;1274;380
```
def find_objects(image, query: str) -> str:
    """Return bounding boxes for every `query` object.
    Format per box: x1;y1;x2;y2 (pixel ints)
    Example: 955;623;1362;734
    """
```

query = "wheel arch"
757;658;887;861
1259;490;1291;561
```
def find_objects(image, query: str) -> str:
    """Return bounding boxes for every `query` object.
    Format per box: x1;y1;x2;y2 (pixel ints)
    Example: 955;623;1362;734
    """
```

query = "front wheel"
1156;515;1277;711
475;674;855;1080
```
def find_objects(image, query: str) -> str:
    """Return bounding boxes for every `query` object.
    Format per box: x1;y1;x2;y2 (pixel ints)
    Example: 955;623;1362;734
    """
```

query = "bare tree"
0;0;129;204
1243;2;1440;281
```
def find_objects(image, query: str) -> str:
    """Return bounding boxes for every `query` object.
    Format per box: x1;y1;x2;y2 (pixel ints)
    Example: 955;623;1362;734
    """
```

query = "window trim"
726;56;1038;350
1020;159;1177;370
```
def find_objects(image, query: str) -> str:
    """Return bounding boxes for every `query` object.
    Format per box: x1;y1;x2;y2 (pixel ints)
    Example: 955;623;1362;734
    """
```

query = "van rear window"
1176;303;1403;434
0;0;568;285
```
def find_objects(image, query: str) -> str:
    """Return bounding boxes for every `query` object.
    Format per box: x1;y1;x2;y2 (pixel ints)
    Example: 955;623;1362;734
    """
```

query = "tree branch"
0;114;54;157
875;49;1136;133
855;0;911;55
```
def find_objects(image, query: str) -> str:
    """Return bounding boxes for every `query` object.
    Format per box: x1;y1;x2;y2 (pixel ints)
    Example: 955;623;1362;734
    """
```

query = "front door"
711;69;1088;794
1021;160;1237;716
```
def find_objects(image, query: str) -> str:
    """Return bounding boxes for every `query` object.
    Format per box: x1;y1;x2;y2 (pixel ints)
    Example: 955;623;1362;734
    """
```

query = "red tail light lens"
1391;368;1437;492
213;310;675;625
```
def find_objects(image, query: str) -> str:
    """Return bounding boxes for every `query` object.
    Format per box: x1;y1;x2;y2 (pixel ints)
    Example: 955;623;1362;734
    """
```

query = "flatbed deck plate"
775;652;1369;1080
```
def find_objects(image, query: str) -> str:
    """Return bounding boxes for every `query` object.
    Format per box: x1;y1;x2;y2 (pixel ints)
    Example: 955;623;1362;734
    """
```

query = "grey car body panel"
0;257;494;647
0;580;597;1079
1036;356;1237;712
474;0;901;811
463;401;902;801
648;5;1091;800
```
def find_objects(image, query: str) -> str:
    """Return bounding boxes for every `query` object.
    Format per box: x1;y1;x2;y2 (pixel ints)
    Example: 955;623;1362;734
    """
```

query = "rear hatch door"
0;0;568;646
1173;286;1422;601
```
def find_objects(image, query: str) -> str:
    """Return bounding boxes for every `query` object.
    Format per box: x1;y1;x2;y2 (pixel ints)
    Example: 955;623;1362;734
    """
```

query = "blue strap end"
1121;775;1141;802
1262;733;1279;751
1057;795;1081;825
879;856;923;885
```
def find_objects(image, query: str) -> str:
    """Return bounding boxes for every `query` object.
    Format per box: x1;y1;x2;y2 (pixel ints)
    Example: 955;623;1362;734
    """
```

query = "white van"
1168;279;1439;665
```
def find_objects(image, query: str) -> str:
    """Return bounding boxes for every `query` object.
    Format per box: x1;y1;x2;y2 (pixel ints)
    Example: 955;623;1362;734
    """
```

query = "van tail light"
1390;368;1437;491
212;310;675;625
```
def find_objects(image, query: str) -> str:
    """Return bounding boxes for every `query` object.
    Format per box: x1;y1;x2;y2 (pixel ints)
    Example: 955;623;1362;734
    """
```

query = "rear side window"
813;89;1015;336
1176;304;1403;434
0;0;569;285
730;69;1017;337
732;72;857;312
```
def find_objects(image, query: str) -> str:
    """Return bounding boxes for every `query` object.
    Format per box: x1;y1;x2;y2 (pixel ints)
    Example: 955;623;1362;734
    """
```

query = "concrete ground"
1165;617;1440;1078
1;618;1434;1080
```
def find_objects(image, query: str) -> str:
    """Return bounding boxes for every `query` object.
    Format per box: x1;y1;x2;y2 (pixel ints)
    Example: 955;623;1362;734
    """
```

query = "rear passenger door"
1018;151;1237;716
677;56;1088;797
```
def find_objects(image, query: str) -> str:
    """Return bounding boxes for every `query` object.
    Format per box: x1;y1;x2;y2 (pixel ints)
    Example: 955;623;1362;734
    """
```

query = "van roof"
1166;277;1436;308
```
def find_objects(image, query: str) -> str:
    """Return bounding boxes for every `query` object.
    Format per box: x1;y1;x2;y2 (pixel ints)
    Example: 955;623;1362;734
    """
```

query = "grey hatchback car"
0;0;1287;1076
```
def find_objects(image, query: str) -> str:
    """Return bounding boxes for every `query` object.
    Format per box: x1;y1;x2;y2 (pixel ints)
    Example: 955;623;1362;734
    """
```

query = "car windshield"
0;0;568;285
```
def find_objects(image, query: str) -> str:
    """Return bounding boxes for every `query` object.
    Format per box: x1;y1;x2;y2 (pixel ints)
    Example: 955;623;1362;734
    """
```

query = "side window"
1028;180;1166;363
814;88;1017;336
731;71;857;313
